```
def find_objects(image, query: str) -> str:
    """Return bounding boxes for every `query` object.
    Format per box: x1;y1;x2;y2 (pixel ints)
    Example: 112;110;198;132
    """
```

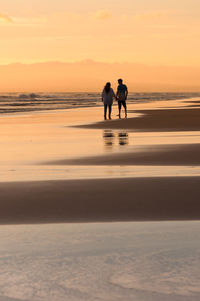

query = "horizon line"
0;60;200;68
1;91;200;94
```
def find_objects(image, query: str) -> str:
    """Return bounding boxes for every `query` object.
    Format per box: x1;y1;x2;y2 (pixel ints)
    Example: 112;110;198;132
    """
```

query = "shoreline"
76;108;200;131
0;93;199;116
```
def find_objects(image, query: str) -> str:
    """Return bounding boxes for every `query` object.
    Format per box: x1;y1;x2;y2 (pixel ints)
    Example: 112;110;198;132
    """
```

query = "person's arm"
111;88;116;99
116;87;119;100
102;90;104;102
125;86;128;100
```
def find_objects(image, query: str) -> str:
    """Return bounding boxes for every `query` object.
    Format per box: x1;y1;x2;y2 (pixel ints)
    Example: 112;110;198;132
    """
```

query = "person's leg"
118;101;122;118
122;101;127;118
104;104;107;120
109;105;112;119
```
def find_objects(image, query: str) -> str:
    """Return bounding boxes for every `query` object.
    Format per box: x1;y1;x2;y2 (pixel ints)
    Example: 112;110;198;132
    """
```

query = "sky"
0;0;200;91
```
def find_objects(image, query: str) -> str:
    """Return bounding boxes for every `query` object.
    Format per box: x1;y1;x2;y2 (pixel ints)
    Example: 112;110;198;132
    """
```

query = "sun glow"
0;0;200;91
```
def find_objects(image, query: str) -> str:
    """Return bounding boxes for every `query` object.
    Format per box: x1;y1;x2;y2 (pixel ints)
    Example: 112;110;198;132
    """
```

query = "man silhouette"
116;79;128;118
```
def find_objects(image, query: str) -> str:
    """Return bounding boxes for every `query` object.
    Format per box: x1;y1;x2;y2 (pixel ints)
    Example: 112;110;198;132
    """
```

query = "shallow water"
0;92;199;114
0;221;199;301
1;165;200;182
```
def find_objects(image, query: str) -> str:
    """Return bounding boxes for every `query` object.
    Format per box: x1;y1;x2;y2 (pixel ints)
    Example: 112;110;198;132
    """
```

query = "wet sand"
45;106;200;166
0;177;200;224
1;98;200;224
77;108;200;131
1;98;200;301
47;143;200;166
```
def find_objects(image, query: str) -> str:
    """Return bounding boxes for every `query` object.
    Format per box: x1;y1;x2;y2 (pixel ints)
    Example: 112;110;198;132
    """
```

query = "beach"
0;95;200;222
2;0;200;298
1;94;200;300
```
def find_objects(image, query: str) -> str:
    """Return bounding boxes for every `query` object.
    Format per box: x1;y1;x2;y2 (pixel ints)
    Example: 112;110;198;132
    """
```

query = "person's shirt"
117;84;128;101
102;88;115;105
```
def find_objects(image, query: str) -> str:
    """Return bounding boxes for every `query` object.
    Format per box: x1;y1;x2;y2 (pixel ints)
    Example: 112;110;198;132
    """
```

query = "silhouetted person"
116;79;128;118
102;82;115;120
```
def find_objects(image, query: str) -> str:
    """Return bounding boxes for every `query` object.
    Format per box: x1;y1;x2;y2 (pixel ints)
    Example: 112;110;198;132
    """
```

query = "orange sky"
0;0;200;91
0;61;200;92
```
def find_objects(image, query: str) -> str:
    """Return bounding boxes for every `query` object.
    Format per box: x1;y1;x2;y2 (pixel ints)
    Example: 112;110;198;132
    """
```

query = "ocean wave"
0;92;199;114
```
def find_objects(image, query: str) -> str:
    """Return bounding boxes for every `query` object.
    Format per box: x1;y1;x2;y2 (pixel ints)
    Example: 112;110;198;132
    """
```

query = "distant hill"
0;60;199;92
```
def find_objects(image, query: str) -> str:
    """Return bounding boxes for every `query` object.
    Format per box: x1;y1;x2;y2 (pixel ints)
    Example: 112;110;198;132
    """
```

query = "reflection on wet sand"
103;130;129;149
103;130;115;148
118;131;129;146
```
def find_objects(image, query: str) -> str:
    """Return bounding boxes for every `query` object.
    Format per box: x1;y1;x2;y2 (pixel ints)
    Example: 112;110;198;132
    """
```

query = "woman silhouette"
102;82;116;120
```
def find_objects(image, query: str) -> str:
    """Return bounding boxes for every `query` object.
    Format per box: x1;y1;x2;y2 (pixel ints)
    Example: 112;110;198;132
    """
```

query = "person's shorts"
118;101;126;110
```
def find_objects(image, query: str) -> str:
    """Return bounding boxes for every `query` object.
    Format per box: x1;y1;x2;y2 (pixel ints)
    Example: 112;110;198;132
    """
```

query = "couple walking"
102;79;128;120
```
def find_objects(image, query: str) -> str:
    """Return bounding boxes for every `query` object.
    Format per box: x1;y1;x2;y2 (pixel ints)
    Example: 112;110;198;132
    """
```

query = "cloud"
13;16;46;26
133;11;166;22
92;10;112;20
0;12;13;23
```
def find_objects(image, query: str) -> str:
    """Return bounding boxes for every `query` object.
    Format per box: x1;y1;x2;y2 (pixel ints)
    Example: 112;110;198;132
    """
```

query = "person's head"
118;79;123;85
104;82;111;93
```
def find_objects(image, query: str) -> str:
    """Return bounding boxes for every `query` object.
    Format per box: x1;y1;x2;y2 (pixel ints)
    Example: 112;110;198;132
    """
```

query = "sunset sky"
0;0;200;91
1;0;200;65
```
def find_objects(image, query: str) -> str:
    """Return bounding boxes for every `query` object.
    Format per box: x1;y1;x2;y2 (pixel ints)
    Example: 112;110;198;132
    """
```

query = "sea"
0;92;200;114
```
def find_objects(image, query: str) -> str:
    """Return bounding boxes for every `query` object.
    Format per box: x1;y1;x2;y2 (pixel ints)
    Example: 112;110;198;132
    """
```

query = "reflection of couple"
102;79;128;120
103;130;129;148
